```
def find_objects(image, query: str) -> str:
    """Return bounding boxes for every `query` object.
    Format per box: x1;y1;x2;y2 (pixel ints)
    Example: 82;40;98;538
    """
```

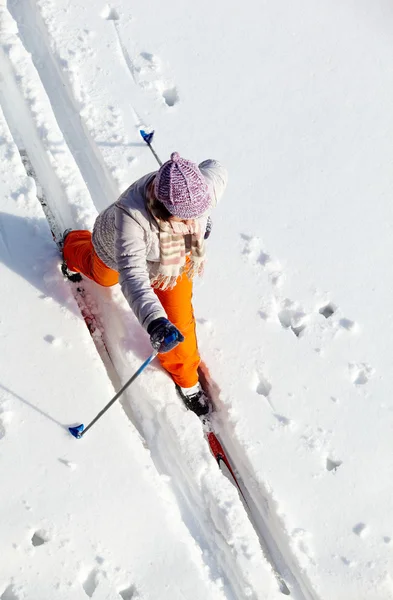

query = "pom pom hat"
154;152;211;219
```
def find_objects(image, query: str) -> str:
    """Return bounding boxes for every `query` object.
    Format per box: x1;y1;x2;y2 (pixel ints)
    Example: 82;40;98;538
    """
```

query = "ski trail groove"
218;434;320;600
0;5;321;599
18;147;121;391
0;16;270;599
0;123;239;600
0;54;74;231
7;0;119;212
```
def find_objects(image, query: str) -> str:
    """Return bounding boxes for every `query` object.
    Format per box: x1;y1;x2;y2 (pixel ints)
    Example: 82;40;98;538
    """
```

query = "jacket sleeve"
198;159;228;208
114;205;166;330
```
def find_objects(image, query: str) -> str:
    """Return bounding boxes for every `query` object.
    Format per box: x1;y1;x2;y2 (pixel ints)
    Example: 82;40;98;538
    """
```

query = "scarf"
151;217;205;290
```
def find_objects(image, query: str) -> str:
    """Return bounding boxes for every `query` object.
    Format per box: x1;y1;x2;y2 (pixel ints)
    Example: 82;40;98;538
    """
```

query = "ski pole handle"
163;331;177;347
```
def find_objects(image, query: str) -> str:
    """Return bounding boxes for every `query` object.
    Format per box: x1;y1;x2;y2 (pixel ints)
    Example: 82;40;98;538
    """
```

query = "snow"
0;105;233;600
1;0;393;599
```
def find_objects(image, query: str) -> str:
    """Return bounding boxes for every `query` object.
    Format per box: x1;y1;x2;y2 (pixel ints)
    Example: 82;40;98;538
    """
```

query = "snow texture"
1;1;393;599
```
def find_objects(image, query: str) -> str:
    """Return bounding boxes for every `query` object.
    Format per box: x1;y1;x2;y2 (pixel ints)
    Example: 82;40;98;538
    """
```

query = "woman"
62;152;227;415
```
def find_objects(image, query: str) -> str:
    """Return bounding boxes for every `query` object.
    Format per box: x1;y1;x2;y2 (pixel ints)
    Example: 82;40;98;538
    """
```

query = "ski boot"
58;229;82;283
176;382;211;416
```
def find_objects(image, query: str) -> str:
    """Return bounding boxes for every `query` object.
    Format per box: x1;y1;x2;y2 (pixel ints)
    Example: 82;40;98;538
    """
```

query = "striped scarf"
151;217;205;290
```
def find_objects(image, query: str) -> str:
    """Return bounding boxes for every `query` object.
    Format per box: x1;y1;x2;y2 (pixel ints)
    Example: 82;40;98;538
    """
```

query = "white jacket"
92;159;228;329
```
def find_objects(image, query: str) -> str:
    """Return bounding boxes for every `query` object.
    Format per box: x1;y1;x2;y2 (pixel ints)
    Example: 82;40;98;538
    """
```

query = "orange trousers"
63;230;200;387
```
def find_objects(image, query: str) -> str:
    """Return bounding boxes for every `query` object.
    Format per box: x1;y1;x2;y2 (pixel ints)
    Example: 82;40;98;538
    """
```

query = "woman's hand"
147;318;185;353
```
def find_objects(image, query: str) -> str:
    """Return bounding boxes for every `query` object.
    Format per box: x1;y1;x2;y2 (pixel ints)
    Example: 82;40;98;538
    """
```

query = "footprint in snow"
301;426;331;453
81;568;101;598
275;297;309;338
253;370;272;398
135;53;179;107
353;522;368;537
240;234;360;356
119;584;136;600
340;556;356;567
101;5;119;20
339;317;357;332
240;234;283;286
291;528;316;565
79;558;136;599
31;529;50;547
258;296;279;322
253;371;292;427
348;362;375;386
44;334;63;347
0;584;21;600
101;8;179;108
272;413;293;429
319;302;337;319
319;302;357;332
326;457;342;472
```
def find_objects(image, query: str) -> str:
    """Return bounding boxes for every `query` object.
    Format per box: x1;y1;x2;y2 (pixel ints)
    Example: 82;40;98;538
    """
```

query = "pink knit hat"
154;152;211;219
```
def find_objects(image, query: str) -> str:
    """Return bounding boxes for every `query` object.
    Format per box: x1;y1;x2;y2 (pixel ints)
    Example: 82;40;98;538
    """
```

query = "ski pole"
69;349;159;439
140;130;162;166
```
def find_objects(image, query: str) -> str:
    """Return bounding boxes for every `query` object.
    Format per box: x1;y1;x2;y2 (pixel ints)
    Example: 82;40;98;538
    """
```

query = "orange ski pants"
63;230;200;388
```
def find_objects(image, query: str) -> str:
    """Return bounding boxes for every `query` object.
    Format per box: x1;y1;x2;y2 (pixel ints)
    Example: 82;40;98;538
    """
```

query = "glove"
204;216;213;239
147;318;185;353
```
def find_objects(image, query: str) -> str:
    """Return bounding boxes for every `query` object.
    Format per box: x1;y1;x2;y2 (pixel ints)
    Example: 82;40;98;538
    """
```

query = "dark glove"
204;216;213;239
147;318;184;353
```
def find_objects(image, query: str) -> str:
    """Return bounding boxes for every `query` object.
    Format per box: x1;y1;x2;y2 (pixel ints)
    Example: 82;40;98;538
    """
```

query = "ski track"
0;4;321;600
0;9;268;600
7;0;119;213
218;435;317;600
0;85;243;600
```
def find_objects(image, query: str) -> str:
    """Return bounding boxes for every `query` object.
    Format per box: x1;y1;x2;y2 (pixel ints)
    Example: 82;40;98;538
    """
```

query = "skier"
62;152;227;415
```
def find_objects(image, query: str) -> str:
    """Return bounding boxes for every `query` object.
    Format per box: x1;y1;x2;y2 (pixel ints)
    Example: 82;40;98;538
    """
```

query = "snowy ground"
1;1;393;599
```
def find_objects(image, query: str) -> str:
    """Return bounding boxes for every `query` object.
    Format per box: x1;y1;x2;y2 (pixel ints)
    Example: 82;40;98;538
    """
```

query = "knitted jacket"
92;159;228;330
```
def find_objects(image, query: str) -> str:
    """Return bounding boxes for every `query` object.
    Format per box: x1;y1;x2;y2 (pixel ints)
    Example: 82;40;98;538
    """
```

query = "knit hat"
154;152;211;219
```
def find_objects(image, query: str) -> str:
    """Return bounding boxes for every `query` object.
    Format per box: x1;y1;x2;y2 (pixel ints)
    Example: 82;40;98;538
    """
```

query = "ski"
19;149;111;359
23;138;291;597
203;418;247;501
23;138;246;502
144;129;293;596
196;364;291;596
202;416;291;595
